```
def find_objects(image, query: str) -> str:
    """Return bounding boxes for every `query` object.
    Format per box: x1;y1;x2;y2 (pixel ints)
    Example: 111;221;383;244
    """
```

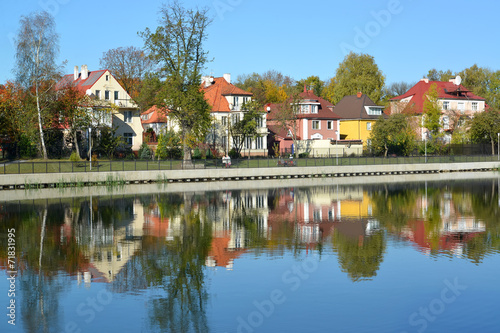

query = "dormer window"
311;105;318;114
301;105;309;113
366;106;383;115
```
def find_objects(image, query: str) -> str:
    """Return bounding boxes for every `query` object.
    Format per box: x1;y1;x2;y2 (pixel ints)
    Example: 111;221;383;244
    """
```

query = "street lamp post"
335;130;339;165
497;132;499;161
89;127;92;170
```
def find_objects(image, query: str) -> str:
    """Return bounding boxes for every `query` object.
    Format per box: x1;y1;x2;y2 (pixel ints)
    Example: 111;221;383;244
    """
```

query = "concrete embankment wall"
0;161;498;192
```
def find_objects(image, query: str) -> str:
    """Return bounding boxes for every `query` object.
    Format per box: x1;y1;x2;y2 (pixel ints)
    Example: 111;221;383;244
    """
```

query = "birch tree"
14;11;61;159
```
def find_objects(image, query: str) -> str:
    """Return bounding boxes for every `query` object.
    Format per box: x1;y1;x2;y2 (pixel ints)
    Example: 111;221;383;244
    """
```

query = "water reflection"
1;177;499;332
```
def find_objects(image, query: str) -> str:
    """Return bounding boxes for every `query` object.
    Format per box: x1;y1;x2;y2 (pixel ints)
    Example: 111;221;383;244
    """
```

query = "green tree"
321;77;335;103
230;100;264;157
94;126;123;158
469;110;500;155
423;83;442;137
295;76;324;97
333;52;385;104
156;129;182;159
369;113;416;157
14;11;62;159
140;1;212;166
425;68;454;82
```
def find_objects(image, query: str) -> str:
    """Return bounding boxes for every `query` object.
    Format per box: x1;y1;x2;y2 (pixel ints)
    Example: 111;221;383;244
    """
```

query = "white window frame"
256;136;263;149
301;104;309;113
124;111;133;123
312;120;321;130
442;101;450;111
367;122;372;131
311;105;318;114
327;121;333;130
472;102;478;111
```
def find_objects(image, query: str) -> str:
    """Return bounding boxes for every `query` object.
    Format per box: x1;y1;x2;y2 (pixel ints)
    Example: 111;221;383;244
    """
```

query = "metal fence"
1;154;499;175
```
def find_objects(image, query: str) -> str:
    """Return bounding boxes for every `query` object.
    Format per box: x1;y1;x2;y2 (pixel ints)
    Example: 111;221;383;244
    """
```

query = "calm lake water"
1;174;500;333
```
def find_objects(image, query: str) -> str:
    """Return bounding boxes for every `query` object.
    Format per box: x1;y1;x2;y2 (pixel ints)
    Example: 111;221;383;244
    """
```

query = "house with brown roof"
389;77;487;140
266;87;341;156
56;65;143;152
333;92;386;148
202;74;267;156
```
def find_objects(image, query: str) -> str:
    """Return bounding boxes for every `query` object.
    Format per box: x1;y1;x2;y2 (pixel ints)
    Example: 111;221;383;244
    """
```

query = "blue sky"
1;0;499;86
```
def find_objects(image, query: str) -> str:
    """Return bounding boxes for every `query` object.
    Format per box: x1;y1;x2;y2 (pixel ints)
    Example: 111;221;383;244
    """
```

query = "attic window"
106;75;109;81
366;107;382;115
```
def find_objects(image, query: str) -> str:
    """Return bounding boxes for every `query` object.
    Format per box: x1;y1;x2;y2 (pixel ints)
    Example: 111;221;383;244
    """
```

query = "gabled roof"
202;76;252;112
267;89;339;121
55;69;108;93
390;79;486;114
141;105;169;124
334;93;385;120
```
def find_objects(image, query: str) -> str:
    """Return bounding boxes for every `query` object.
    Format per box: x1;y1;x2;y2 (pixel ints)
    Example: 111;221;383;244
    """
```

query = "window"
327;121;333;130
124;111;133;123
256;136;263;149
311;105;318;113
458;102;465;112
106;75;109;81
443;101;450;110
312;120;320;130
123;133;133;145
243;96;249;104
95;90;100;99
256;116;263;127
367;122;372;131
472;102;478;111
301;104;309;113
114;91;119;100
245;137;252;149
366;107;382;115
231;113;240;125
105;90;110;100
233;96;239;106
221;116;227;126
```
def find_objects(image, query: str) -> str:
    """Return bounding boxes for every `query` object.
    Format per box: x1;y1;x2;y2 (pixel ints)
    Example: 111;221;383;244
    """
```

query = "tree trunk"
491;137;495;156
74;129;80;158
36;85;48;159
182;127;192;168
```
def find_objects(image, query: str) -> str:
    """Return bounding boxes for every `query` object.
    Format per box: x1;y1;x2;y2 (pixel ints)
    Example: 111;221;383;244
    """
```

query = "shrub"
69;152;80;162
138;142;152;160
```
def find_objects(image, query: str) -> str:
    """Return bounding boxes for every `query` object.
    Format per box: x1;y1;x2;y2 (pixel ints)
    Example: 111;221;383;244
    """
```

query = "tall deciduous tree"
333;52;385;104
469;110;500;155
274;92;302;158
423;83;442;139
425;68;454;82
369;113;416;157
230;100;264;157
384;81;416;99
140;1;212;165
14;11;61;159
99;46;152;102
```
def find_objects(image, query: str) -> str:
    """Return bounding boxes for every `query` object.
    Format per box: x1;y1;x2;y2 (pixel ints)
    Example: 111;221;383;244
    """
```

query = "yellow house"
333;92;386;148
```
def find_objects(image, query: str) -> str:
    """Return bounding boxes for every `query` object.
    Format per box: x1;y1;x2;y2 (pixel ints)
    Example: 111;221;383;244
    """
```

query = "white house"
56;65;143;152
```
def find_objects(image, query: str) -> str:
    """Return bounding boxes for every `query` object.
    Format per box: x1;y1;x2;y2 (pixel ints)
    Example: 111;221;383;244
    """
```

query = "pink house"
266;87;340;154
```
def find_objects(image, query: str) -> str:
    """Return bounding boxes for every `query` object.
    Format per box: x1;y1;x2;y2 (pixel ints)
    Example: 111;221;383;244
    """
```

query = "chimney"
81;65;88;80
421;78;429;83
223;73;231;84
357;91;362;98
74;66;79;80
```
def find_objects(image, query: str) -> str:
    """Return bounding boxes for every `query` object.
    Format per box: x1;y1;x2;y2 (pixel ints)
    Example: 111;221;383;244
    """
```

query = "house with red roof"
389;77;486;140
202;74;267;156
141;105;170;144
56;65;143;152
266;87;341;156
